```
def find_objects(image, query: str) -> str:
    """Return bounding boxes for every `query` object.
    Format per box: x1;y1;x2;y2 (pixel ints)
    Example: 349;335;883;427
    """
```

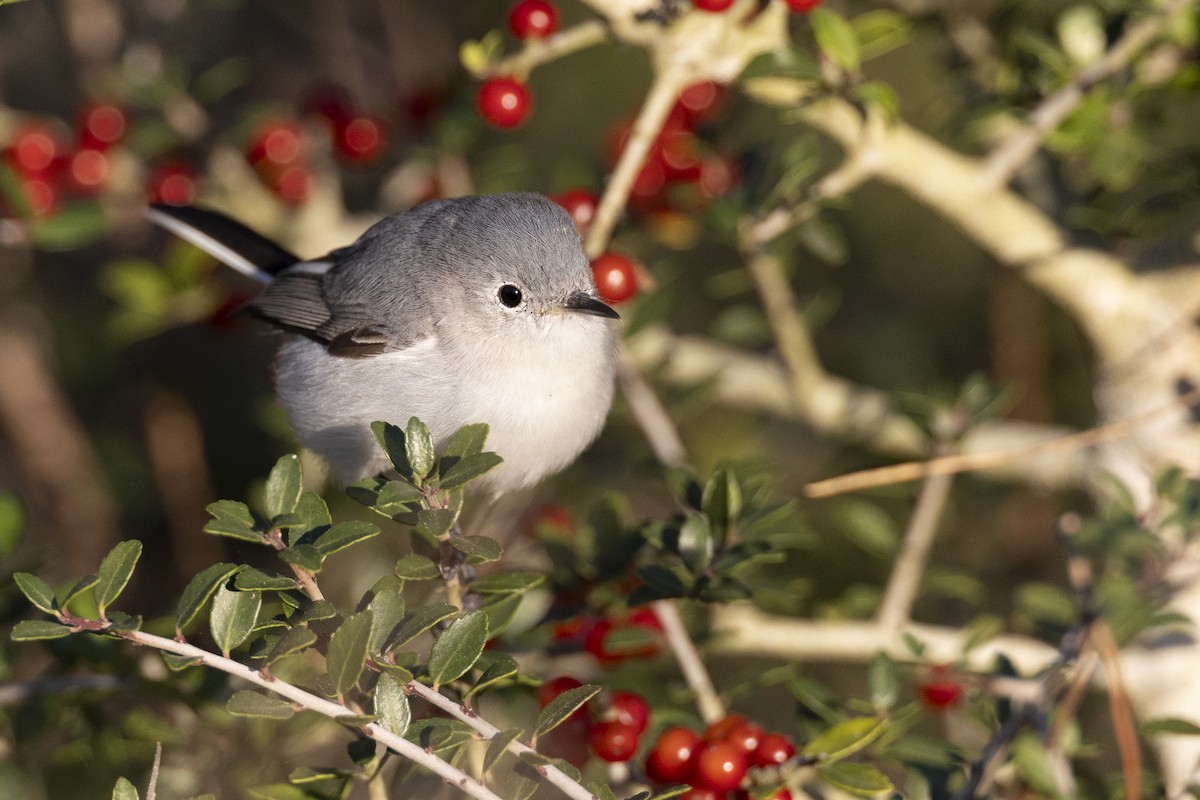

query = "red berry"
304;83;354;128
542;715;594;769
785;0;822;11
610;691;650;735
645;726;701;784
336;116;387;164
692;0;735;10
551;188;599;231
148;162;198;206
477;77;532;129
764;789;794;800
77;103;127;150
703;714;747;742
8;123;63;176
21;178;58;217
591;252;637;305
248;121;303;167
539;675;584;708
692;741;749;792
680;789;722;800
591;720;639;762
698;154;739;199
752;733;796;767
271;165;309;205
627;607;663;633
69;148;109;193
677;80;724;125
530;504;574;536
721;719;764;754
509;0;559;39
919;665;964;711
657;130;702;182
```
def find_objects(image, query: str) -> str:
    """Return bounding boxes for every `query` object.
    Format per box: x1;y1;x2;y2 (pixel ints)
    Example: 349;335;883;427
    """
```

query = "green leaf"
637;564;688;599
176;563;240;631
371;421;411;479
246;783;312;800
534;684;600;738
367;580;406;655
416;508;457;540
678;514;715;574
372;480;424;514
803;716;888;761
388;603;459;651
441;423;490;460
467;653;518;700
852;9;912;60
227;689;295;719
479;593;523;638
14;572;58;615
276;544;324;571
450;535;503;562
112;777;140;800
427;611;488;688
210;586;262;656
96;540;143;612
11;619;73;640
867;653;898;710
264;454;303;521
471;572;544;594
817;762;894;797
484;727;523;772
234;567;297;592
61;573;99;610
586;781;620;800
375;673;412;736
405;417;435;483
701;467;742;539
1012;730;1058;793
394;553;441;580
32;201;106;251
327;610;372;696
289;491;332;532
204;500;265;543
314;521;380;556
811;7;861;71
0;492;24;558
439;452;503;489
833;500;898;558
502;761;540;800
1142;718;1200;736
265;625;318;667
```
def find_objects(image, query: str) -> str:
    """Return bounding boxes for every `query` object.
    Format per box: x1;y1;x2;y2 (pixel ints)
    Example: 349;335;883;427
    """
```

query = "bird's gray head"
411;193;617;333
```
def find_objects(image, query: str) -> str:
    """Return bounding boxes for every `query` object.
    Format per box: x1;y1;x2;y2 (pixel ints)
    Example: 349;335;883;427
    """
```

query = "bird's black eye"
498;284;523;308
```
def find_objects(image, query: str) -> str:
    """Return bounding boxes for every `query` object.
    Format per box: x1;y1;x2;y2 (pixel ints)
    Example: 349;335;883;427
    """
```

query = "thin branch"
118;629;504;800
403;681;597;800
1093;622;1144;800
479;20;609;79
978;0;1194;190
875;470;954;632
146;742;162;800
614;348;687;468
651;599;724;724
804;381;1200;498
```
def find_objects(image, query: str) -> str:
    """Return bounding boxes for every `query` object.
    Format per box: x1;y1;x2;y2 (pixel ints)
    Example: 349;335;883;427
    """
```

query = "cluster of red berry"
245;92;389;205
644;715;796;799
474;0;559;129
540;678;652;764
3;105;125;217
552;607;664;664
693;0;822;12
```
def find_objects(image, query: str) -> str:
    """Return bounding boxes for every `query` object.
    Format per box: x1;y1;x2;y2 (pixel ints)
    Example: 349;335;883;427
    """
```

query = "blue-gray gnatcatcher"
147;192;619;495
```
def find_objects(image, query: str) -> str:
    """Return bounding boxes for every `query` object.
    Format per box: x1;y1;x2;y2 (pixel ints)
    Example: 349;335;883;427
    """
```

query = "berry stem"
473;19;609;79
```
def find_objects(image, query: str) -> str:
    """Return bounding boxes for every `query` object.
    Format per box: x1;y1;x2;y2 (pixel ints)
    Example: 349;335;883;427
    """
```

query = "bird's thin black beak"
563;291;620;320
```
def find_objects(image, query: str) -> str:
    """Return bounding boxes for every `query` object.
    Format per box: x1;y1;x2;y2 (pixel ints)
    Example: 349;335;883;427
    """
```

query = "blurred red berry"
591;720;639;762
271;164;309;205
530;503;574;536
721;719;764;755
8;122;63;176
539;675;584;709
21;178;58;217
148;162;198;206
658;130;703;182
509;0;559;39
542;715;593;769
698;154;739;199
677;80;724;125
627;607;664;632
785;0;823;10
336;116;387;164
692;0;735;10
919;664;965;711
752;733;796;767
77;103;127;150
248;121;303;167
551;188;599;231
303;83;354;128
610;691;650;735
477;77;532;129
591;252;638;305
704;714;747;742
645;726;701;784
693;741;749;792
69;148;109;193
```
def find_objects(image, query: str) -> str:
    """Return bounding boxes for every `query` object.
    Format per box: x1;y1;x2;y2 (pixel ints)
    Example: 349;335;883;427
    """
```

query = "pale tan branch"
479;20;609;79
651;599;724;724
875;471;954;632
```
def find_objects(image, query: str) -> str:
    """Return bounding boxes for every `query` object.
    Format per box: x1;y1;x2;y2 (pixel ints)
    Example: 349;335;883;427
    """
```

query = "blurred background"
2;0;1199;797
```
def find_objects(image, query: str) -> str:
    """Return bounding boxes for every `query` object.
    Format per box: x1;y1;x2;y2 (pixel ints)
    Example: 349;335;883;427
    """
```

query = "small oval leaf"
327;610;372;696
11;619;73;640
405;417;435;482
210;585;262;656
427;611;489;687
375;673;412;736
176;563;240;632
14;572;58;615
96;540;143;612
534;684;601;738
264;454;303;521
227;689;295;720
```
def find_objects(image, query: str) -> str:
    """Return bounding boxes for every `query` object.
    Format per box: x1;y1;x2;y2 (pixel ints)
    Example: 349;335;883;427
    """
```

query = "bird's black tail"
145;204;301;284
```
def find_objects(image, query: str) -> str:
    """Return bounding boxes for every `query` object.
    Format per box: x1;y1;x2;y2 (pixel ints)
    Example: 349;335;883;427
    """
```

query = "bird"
147;192;619;496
